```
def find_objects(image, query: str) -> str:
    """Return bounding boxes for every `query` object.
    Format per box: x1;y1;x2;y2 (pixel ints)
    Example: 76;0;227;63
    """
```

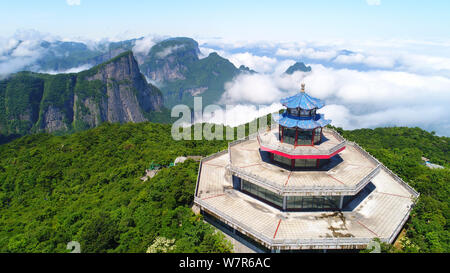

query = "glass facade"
274;153;292;166
239;177;343;211
297;129;312;145
273;155;319;168
242;179;283;208
287;108;317;118
280;126;322;146
286;196;340;210
294;159;317;168
282;127;296;145
314;128;322;144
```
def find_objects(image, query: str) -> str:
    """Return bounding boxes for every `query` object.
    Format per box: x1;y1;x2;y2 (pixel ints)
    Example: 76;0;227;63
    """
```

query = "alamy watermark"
171;97;278;141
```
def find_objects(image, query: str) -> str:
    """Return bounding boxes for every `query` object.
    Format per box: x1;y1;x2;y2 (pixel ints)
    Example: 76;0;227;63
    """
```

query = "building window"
283;127;296;145
314;127;322;144
241;180;343;211
286;195;341;210
294;159;317;168
289;108;299;116
300;109;310;117
241;180;283;208
297;129;313;145
274;153;292;167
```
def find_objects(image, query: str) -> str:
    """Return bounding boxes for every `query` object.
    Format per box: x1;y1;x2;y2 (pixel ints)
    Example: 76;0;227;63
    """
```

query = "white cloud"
276;47;337;60
366;0;381;6
334;52;395;68
0;37;44;76
198;47;226;59
213;61;450;135
40;64;92;74
199;103;283;127
220;73;285;104
132;36;156;56
156;45;184;58
227;52;278;73
66;0;81;6
322;104;447;134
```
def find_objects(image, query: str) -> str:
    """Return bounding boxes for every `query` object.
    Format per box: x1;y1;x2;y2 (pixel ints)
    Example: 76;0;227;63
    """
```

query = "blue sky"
0;0;449;41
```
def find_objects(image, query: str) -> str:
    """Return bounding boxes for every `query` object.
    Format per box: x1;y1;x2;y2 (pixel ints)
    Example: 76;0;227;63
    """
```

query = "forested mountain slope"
0;123;448;253
0;51;164;138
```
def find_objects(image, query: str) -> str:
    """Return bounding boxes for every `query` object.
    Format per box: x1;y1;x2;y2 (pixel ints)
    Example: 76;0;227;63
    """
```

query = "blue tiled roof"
280;92;325;110
273;113;331;129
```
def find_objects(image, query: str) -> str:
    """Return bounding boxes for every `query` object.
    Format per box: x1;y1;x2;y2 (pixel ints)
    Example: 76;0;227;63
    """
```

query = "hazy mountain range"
0;36;312;139
1;36;308;108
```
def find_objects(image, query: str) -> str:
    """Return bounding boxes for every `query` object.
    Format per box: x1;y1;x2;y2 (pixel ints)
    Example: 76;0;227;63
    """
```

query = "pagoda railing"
229;160;381;196
257;128;347;156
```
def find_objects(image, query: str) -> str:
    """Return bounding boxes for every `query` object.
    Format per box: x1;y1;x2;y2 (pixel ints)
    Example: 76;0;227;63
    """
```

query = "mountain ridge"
0;51;164;137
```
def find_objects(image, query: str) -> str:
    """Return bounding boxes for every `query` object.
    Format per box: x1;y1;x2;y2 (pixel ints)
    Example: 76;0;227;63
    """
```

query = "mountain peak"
285;62;312;74
0;51;163;136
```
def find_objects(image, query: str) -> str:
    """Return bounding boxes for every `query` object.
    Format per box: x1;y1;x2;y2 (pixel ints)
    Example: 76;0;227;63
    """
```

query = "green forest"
0;122;448;253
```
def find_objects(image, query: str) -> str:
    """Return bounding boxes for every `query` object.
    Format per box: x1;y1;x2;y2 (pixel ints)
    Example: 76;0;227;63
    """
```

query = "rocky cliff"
139;38;247;108
140;37;200;83
0;51;164;136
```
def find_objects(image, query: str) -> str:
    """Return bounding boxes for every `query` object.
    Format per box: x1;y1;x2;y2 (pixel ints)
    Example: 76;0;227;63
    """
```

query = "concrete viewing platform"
194;137;419;250
230;138;380;196
258;128;346;157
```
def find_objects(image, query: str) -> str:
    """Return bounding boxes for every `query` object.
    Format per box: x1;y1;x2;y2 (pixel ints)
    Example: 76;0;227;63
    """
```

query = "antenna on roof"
301;83;306;93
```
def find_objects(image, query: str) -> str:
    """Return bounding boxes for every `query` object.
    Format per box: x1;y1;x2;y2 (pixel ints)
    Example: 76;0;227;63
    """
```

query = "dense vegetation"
0;122;448;253
335;126;449;253
0;122;233;253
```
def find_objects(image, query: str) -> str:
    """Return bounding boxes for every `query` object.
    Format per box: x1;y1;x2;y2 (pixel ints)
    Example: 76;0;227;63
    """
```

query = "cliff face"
79;51;162;126
140;37;200;83
140;38;246;108
0;51;163;136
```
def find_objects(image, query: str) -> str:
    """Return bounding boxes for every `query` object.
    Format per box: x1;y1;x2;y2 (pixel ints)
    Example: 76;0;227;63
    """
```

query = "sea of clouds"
1;30;449;136
196;37;450;136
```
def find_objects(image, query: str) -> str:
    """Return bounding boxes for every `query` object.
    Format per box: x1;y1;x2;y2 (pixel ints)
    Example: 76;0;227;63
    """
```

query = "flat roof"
230;138;379;195
195;141;418;250
258;128;345;156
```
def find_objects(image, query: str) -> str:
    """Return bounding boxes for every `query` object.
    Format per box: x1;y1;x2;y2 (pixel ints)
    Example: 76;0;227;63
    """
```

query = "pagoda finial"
301;83;306;93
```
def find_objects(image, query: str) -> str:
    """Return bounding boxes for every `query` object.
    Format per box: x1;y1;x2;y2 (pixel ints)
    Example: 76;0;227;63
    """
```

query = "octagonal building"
194;84;419;252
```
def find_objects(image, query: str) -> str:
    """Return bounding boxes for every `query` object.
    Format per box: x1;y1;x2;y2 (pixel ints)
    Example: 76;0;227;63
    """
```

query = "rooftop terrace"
230;138;380;196
194;137;419;250
258;128;345;157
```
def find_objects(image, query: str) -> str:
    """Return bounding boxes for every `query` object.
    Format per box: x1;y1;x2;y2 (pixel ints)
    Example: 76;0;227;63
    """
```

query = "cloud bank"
66;0;81;6
1;30;449;135
366;0;381;6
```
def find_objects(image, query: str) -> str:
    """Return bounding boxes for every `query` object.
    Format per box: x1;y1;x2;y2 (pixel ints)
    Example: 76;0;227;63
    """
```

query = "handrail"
257;127;347;156
230;163;381;196
195;197;388;248
195;125;419;249
388;204;414;244
195;150;229;197
349;141;420;198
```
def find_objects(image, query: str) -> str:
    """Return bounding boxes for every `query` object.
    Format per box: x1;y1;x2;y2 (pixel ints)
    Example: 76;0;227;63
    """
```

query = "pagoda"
194;84;419;252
